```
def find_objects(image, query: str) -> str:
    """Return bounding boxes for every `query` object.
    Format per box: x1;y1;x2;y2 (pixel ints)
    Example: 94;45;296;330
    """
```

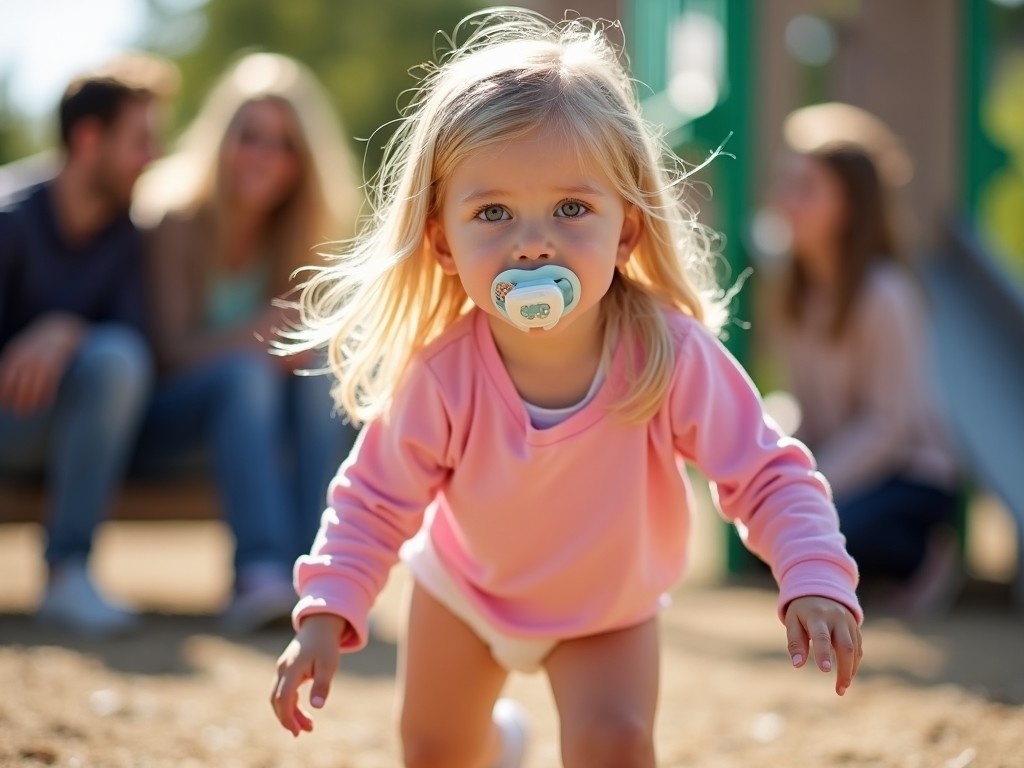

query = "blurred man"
0;56;176;635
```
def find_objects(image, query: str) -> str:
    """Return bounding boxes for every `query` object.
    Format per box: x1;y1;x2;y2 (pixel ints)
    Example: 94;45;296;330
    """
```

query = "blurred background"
1;0;1021;269
1;3;1023;765
1;0;1022;580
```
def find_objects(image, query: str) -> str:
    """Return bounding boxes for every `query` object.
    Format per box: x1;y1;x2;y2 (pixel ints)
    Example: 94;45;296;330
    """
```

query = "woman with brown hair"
132;53;360;631
771;105;960;607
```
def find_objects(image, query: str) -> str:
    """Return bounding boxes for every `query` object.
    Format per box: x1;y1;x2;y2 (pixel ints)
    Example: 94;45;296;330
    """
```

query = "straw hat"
782;101;913;186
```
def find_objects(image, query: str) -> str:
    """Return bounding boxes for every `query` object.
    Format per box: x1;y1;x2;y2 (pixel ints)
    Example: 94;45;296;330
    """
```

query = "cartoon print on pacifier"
520;303;551;321
490;264;582;331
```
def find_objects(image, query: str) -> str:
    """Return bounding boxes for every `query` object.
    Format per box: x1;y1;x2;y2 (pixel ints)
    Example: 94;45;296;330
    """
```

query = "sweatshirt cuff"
777;563;863;625
291;576;374;652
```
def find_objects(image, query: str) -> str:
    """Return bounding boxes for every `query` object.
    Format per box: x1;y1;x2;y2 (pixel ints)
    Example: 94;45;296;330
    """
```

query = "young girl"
271;10;863;766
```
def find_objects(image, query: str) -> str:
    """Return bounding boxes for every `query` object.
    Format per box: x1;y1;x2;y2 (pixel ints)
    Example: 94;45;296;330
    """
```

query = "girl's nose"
515;225;553;261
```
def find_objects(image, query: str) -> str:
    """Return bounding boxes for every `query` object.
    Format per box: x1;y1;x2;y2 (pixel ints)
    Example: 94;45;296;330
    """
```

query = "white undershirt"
521;366;606;429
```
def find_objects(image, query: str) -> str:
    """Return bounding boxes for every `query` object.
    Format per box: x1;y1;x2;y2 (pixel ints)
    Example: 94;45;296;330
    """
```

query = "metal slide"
923;223;1024;609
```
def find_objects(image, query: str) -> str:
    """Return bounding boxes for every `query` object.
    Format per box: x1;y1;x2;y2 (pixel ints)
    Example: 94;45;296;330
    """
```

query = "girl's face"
428;122;641;338
775;154;847;260
222;99;302;215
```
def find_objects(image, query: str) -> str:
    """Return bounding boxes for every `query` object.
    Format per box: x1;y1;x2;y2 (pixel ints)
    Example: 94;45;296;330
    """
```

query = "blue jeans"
0;325;153;566
133;351;357;573
836;476;958;581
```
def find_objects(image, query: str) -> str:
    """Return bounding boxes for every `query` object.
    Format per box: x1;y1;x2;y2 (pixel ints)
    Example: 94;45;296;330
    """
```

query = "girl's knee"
400;711;494;768
561;711;654;767
400;733;482;768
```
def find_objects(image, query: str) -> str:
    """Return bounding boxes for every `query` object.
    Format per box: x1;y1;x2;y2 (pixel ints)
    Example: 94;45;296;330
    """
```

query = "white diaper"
401;533;558;673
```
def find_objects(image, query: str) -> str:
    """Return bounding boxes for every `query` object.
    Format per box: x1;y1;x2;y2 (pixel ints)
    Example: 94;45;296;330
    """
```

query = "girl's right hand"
270;614;349;736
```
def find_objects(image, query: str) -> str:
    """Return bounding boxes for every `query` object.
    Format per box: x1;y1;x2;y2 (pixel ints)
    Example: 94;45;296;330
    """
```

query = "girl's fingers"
310;654;337;709
271;665;308;736
852;625;864;679
808;620;834;673
845;623;864;683
784;608;809;668
831;624;859;695
784;599;863;696
294;708;314;732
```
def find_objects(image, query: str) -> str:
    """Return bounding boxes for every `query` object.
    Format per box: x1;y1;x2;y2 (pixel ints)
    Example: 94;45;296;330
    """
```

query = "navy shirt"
0;182;147;351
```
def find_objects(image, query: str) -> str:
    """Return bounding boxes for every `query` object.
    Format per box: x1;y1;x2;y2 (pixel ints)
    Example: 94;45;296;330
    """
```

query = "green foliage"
0;75;40;166
143;0;487;179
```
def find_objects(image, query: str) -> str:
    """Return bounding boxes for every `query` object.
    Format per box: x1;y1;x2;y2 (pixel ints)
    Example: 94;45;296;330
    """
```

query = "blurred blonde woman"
133;52;361;631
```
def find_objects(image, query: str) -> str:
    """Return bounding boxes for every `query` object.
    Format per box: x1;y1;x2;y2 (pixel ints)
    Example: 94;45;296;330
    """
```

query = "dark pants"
837;476;958;582
0;325;153;567
133;351;359;573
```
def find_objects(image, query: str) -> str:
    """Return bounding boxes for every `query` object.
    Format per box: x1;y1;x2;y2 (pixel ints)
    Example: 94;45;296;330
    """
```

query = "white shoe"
491;698;529;768
36;559;140;637
220;563;296;633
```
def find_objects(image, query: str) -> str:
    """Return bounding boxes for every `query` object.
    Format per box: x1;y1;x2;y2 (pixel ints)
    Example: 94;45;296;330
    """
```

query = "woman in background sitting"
770;104;961;613
133;52;361;631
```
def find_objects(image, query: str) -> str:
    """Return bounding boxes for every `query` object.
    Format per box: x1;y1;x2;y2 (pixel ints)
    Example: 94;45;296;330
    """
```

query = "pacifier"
490;264;582;331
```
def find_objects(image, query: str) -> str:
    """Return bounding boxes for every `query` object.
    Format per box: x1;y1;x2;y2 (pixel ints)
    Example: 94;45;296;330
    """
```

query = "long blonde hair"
297;9;725;424
134;52;360;295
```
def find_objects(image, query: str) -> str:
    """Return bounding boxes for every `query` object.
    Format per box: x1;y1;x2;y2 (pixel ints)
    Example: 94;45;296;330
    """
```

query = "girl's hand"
784;596;863;696
270;614;349;736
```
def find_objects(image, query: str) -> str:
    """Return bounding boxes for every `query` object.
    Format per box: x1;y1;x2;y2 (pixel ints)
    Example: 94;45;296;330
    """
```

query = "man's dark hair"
58;77;153;149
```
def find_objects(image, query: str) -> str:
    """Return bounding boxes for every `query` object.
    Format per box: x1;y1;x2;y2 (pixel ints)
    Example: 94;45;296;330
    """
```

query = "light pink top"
294;309;861;651
778;263;959;498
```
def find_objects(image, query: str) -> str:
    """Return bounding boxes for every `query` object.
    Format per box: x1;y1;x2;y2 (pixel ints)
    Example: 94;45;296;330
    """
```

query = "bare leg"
398;584;508;768
545;617;659;768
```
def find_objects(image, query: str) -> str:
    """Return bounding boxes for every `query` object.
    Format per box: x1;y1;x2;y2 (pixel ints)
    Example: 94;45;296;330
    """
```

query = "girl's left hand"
784;596;863;696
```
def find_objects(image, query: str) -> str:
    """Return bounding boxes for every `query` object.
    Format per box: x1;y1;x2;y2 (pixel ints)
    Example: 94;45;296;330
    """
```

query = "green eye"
479;205;508;221
557;201;584;217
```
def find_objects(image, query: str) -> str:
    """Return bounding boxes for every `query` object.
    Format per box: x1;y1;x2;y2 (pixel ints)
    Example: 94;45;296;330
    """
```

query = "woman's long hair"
783;145;902;339
133;52;360;297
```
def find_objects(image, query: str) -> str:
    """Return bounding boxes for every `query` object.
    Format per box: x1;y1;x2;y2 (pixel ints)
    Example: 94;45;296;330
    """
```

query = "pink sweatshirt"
294;309;861;651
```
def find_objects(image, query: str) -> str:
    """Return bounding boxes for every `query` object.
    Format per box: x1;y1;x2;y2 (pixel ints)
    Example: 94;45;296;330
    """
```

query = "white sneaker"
220;563;296;633
491;698;529;768
36;559;141;637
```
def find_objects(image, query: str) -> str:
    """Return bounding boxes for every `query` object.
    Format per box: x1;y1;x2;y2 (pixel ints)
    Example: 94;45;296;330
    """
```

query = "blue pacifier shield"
491;265;582;331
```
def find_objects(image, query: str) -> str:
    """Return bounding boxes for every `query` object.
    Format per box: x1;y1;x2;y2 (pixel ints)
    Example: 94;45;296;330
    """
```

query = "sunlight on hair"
288;8;734;425
233;53;300;97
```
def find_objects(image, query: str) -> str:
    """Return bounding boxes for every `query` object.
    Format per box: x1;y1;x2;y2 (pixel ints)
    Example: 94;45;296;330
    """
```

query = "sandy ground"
1;494;1023;767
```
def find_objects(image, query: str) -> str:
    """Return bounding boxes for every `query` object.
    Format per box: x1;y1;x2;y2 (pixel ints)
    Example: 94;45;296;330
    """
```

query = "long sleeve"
811;275;923;497
292;357;453;650
669;322;861;623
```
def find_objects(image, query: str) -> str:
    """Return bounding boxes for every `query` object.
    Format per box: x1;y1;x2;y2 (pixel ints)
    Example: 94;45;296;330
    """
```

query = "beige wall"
756;0;959;252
